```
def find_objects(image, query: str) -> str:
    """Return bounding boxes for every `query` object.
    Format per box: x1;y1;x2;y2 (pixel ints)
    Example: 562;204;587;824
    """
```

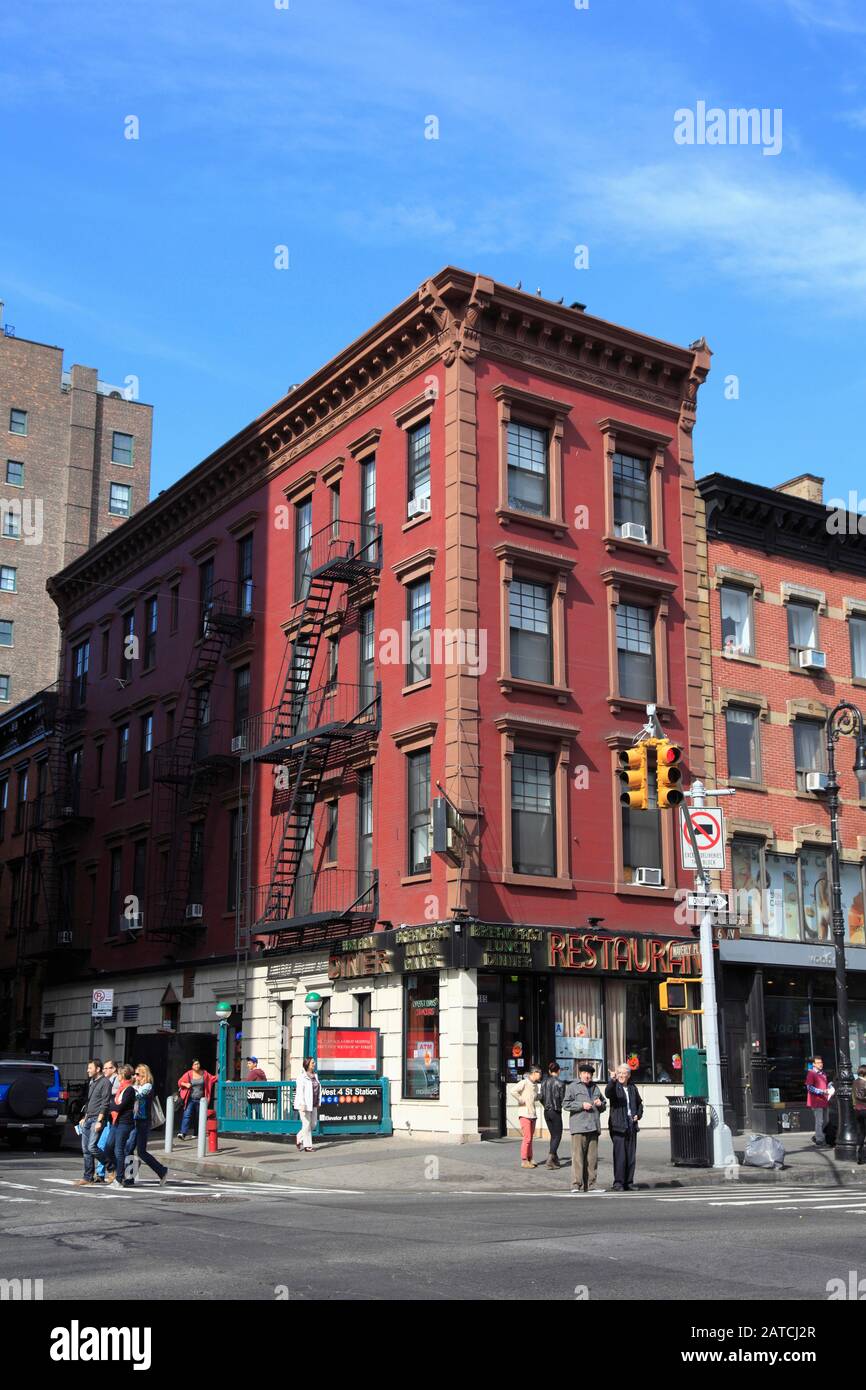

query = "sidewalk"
158;1128;866;1192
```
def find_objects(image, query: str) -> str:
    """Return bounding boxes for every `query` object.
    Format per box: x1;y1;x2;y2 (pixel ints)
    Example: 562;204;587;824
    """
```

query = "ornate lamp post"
823;702;866;1162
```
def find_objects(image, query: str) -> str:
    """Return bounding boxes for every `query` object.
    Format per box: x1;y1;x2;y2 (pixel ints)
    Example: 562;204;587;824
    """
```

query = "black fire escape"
148;581;252;943
242;521;381;955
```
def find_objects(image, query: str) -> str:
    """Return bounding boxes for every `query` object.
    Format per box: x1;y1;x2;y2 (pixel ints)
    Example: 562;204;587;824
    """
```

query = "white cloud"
775;0;866;33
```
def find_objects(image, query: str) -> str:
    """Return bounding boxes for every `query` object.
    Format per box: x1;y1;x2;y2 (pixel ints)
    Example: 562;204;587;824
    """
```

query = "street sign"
91;988;114;1019
680;807;726;870
686;892;729;913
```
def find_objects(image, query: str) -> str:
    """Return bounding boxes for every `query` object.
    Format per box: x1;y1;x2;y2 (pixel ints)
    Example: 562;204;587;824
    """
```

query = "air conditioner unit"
120;912;144;933
633;867;664;887
408;495;432;518
185;903;204;920
60;806;75;818
231;735;247;753
799;648;827;671
620;522;648;544
806;771;829;793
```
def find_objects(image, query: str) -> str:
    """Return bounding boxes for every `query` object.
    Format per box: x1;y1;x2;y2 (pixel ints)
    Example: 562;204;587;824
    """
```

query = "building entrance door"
476;972;548;1138
477;1013;504;1137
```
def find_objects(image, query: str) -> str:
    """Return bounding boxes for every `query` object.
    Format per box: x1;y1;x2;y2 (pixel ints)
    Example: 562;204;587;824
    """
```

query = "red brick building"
699;472;866;1134
1;270;712;1136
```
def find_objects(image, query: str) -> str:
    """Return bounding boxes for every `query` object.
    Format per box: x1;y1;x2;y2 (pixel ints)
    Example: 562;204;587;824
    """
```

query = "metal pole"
164;1095;175;1155
683;781;735;1170
825;711;859;1161
197;1097;208;1159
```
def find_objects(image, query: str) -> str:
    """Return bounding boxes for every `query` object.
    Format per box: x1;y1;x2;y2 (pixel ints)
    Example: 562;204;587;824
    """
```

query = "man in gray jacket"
75;1060;114;1186
563;1062;606;1193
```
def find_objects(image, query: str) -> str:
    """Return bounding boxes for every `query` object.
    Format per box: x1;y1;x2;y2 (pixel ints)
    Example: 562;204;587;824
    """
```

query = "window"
404;974;440;1100
188;824;205;904
199;559;214;636
360;456;377;558
613;452;651;538
66;748;83;814
108;848;122;936
359;605;375;706
726;706;759;781
330;483;341;539
9;862;22;932
233;665;251;738
616;603;655;701
109;483;132;517
1;506;20;539
5;461;23;487
0;676;8;704
294;499;312;601
356;993;372;1029
507;421;548;517
788;601;818;662
195;685;212;761
720;585;753;658
115;724;129;799
100;629;110;675
14;768;27;833
279;1001;293;1080
622;802;663;883
238;535;254;615
9;409;27;436
793;720;825;792
0;620;12;646
511;751;555;876
0;566;16;592
0;779;7;838
139;713;153;791
72;640;89;706
227;809;239;913
406;578;431;685
34;760;47;823
289;645;311;735
139;596;156;670
170;583;180;634
851;615;866;680
407;749;431;875
112;431;134;466
509;580;552;684
121;611;135;681
357;765;373;900
95;742;104;789
407;420;431;511
325;800;338;863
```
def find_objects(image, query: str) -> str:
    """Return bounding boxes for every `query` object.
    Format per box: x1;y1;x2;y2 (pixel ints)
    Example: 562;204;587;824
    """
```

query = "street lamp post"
823;701;866;1163
304;991;323;1064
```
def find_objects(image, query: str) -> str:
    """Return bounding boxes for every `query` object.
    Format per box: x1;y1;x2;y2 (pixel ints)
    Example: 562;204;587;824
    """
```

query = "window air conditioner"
805;772;829;793
185;903;204;920
61;806;75;817
633;867;663;887
799;649;827;671
121;912;144;932
231;735;247;753
408;495;432;518
56;930;73;946
620;522;648;544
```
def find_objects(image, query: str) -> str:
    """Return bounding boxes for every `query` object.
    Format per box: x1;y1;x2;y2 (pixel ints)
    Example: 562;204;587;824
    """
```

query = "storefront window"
764;990;811;1103
732;840;865;945
841;862;865;946
731;839;765;934
765;852;801;940
801;849;832;943
404;974;440;1100
554;977;603;1082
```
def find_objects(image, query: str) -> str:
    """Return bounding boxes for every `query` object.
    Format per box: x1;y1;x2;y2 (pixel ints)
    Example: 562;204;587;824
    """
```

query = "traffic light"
656;739;684;809
659;979;703;1013
618;744;649;810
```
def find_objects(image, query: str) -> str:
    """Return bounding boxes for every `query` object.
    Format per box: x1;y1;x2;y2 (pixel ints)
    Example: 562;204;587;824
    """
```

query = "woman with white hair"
605;1063;643;1192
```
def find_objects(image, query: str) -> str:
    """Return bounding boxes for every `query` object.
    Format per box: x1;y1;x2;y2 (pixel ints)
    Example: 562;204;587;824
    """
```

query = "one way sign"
680;807;726;870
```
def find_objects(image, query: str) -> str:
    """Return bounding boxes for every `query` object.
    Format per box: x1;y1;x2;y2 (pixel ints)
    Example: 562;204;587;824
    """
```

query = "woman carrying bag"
125;1064;168;1186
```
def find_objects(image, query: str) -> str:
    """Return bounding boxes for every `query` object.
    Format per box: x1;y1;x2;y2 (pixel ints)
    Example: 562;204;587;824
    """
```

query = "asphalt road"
0;1149;864;1301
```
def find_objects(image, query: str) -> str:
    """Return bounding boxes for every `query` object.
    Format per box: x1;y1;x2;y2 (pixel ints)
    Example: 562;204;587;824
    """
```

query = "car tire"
6;1076;48;1119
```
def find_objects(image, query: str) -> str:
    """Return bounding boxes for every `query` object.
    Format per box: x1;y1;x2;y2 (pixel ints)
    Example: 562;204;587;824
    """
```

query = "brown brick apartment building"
0;306;152;706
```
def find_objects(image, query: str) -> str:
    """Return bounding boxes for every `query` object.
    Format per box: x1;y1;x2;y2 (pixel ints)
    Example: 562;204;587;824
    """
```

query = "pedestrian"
74;1059;113;1187
95;1058;120;1184
539;1062;566;1169
294;1056;320;1152
806;1056;832;1146
854;1065;866;1165
563;1062;607;1193
605;1063;643;1192
112;1065;137;1187
177;1059;216;1140
512;1064;543;1169
125;1065;168;1186
246;1056;267;1082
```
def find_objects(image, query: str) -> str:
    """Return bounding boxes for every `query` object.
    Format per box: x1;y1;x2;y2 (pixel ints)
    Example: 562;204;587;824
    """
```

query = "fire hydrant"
206;1108;219;1154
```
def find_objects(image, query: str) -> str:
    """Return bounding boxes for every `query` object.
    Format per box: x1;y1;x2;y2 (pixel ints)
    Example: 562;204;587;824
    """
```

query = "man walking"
606;1063;643;1191
806;1056;831;1146
75;1060;113;1187
563;1062;606;1192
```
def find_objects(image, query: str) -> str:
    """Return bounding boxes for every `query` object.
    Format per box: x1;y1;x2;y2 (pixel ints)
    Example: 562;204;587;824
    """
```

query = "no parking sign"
680;807;726;870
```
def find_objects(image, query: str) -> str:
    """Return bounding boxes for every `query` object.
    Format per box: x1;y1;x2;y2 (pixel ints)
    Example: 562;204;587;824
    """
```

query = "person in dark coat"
539;1062;566;1169
605;1063;643;1191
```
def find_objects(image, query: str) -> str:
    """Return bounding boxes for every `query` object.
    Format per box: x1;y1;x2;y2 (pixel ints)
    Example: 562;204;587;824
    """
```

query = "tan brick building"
0;307;152;705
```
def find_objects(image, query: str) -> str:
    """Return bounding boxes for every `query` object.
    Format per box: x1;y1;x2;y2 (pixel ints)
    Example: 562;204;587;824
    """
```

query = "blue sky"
2;0;866;505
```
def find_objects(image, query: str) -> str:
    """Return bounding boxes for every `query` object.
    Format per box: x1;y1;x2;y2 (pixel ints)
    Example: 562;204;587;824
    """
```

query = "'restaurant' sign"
466;923;702;977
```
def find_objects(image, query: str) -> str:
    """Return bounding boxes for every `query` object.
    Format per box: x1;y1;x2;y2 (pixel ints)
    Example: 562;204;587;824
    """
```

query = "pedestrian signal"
656;740;684;809
618;744;649;811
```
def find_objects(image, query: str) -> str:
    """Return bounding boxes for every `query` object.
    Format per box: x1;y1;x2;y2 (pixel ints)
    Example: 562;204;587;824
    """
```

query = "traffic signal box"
618;744;649;810
658;979;703;1013
656;739;684;809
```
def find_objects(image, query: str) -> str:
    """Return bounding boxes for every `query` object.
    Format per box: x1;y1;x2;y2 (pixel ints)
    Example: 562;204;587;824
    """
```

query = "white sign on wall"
91;988;114;1019
680;808;726;870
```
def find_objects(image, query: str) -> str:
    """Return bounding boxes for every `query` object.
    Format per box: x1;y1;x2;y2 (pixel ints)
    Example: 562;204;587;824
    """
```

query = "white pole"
197;1097;208;1159
687;780;735;1170
164;1095;175;1155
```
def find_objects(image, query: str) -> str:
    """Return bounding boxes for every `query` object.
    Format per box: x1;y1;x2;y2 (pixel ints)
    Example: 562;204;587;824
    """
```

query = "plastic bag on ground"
743;1133;785;1169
